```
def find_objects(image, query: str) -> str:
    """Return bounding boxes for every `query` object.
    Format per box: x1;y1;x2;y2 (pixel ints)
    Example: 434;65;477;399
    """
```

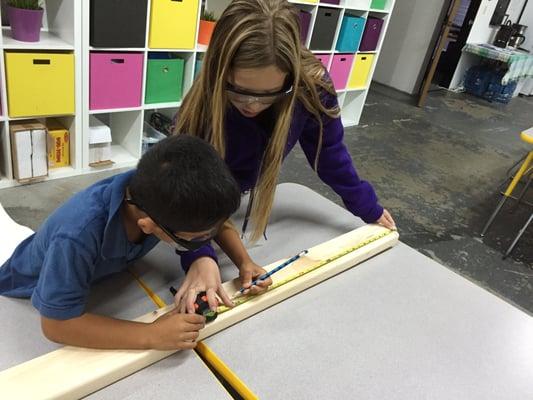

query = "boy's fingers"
181;331;200;341
182;312;205;324
179;341;198;350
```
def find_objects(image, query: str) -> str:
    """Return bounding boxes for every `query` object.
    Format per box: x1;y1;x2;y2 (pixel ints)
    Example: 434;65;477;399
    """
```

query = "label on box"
48;129;70;168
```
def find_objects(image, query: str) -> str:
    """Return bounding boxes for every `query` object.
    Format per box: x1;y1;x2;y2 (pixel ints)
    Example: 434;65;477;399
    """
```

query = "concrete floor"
1;85;532;314
281;84;533;315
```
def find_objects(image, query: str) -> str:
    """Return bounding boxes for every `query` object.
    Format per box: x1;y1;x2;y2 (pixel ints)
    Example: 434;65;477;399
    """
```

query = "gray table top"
3;183;532;399
0;246;231;399
203;183;533;399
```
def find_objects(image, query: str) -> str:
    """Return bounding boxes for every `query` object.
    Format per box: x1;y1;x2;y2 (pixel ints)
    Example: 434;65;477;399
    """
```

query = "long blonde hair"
175;0;339;241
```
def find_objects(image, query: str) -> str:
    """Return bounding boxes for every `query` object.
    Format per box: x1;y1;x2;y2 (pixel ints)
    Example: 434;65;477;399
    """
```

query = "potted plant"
198;9;216;46
7;0;44;42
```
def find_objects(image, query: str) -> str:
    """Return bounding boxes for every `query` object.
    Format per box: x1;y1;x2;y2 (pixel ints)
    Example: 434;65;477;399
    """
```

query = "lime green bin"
370;0;387;10
145;57;184;104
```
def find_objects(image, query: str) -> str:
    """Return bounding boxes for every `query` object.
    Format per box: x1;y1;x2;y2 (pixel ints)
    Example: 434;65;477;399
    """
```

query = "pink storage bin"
90;52;144;110
315;53;331;70
329;54;354;90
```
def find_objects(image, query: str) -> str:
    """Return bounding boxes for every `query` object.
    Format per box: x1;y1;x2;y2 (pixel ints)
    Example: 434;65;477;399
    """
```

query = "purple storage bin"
315;53;331;70
90;52;144;110
299;10;312;43
359;17;384;52
320;0;341;4
329;54;354;90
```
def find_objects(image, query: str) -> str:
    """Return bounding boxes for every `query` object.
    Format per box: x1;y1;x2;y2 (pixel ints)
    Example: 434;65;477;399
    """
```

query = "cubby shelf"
0;0;394;189
0;0;82;190
2;29;74;50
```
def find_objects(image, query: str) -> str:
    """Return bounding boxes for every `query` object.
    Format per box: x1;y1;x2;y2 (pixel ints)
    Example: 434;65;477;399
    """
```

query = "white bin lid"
89;115;112;145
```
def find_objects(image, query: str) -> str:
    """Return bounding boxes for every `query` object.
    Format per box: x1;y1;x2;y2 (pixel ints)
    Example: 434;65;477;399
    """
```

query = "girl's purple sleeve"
297;93;384;223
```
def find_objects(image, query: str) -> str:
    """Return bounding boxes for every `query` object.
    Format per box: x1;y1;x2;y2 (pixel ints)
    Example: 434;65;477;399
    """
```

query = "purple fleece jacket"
180;91;383;271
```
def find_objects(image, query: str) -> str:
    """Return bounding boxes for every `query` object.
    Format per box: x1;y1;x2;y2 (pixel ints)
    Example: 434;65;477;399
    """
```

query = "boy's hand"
149;308;205;350
174;257;233;314
238;261;272;296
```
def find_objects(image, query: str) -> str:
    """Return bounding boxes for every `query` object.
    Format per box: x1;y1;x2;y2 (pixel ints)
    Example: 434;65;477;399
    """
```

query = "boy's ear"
137;217;157;235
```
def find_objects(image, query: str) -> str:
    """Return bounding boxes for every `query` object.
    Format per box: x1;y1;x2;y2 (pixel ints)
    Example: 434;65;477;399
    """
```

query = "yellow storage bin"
148;0;199;49
5;52;74;118
348;53;375;89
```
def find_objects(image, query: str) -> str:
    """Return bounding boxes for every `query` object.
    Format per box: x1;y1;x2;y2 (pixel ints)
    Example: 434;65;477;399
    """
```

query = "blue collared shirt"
0;170;160;320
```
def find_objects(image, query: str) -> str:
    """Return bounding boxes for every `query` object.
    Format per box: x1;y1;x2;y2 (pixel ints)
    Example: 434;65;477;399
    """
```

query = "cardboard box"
46;119;70;168
10;120;48;181
89;115;112;165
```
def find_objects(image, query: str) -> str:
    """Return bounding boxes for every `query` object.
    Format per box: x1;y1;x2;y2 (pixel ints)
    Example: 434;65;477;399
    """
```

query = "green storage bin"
145;58;184;104
370;0;387;10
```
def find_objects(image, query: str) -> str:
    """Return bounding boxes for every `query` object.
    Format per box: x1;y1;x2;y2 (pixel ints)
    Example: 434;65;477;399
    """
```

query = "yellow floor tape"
128;268;258;399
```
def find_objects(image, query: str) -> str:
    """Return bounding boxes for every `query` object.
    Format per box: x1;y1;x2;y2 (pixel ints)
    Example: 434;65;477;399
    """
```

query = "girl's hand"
173;257;233;314
376;209;396;230
238;261;272;296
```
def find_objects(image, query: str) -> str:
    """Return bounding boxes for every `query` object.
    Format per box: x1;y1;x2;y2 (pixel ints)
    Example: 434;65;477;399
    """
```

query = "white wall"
517;0;532;52
373;0;448;94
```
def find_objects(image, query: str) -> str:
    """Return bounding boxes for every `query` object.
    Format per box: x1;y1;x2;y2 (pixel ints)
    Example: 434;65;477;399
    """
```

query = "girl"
173;0;395;312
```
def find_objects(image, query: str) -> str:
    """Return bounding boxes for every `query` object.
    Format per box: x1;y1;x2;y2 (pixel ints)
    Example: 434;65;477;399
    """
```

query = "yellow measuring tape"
217;229;394;314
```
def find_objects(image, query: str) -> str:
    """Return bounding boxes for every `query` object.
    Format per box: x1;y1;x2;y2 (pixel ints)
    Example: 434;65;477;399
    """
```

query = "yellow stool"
481;127;533;257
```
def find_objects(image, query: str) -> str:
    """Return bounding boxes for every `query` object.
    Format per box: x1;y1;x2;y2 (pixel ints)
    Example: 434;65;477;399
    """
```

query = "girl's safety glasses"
225;82;293;105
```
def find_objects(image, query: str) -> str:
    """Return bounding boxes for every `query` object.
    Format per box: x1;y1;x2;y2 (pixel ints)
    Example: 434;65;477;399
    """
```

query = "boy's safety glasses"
225;82;293;105
125;197;218;252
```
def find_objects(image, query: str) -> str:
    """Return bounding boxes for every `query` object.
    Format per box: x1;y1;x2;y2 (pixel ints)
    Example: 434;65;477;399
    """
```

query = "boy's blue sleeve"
179;243;218;272
32;236;95;320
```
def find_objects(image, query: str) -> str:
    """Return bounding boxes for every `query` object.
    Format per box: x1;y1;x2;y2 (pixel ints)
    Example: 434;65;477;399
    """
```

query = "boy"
0;135;241;350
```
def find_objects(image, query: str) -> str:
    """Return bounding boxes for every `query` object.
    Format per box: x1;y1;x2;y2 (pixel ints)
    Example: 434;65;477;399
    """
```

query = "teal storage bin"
336;15;366;52
194;59;203;79
371;0;387;10
145;57;184;104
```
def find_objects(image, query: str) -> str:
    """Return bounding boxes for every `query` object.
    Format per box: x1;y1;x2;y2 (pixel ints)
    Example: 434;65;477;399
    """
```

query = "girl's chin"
239;108;260;118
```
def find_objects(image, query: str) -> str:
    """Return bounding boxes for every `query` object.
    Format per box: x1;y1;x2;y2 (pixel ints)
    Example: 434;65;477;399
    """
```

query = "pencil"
233;250;308;298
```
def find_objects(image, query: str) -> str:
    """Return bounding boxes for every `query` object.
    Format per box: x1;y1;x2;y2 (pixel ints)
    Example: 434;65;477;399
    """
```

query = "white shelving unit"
0;0;394;189
80;0;204;173
288;0;395;127
0;0;81;189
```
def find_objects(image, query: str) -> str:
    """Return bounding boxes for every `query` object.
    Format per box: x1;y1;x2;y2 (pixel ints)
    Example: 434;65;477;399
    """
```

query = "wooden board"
0;224;398;399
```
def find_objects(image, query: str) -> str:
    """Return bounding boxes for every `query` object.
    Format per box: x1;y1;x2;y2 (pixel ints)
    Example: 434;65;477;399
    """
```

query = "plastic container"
142;121;167;154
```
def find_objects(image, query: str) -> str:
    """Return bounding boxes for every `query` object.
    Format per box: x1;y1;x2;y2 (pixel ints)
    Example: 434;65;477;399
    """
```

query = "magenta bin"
315;53;331;70
90;52;144;110
329;54;354;90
